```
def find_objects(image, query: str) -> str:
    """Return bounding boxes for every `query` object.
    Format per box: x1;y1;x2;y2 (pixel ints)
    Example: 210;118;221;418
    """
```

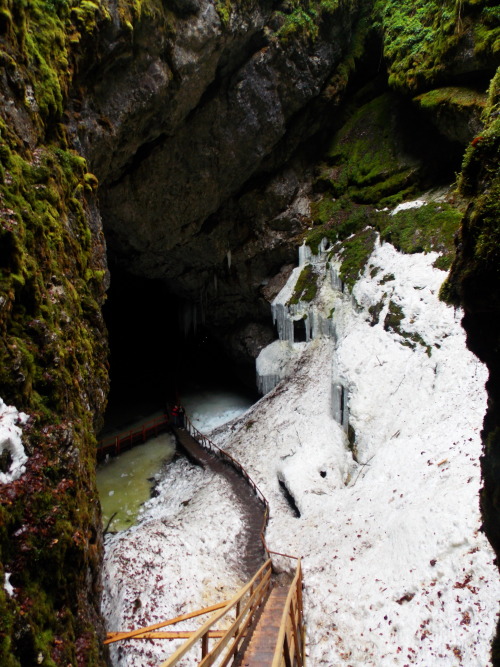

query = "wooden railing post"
201;631;209;659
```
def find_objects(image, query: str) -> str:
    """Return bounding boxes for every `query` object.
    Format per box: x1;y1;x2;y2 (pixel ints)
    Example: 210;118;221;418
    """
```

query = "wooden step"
237;586;288;666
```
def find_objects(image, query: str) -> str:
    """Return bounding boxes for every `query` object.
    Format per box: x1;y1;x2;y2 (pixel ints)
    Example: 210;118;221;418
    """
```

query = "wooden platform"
235;586;288;666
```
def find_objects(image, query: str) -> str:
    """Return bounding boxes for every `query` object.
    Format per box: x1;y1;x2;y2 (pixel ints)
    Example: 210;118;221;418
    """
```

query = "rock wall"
444;68;500;662
0;2;109;664
75;0;365;366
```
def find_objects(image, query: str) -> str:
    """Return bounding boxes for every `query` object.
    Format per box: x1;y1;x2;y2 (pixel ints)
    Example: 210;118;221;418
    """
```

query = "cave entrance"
100;266;258;437
293;318;307;343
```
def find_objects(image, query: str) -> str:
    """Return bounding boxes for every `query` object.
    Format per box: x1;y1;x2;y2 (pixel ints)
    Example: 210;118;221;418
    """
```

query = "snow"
0;398;29;484
181;388;253;432
102;459;247;666
4;572;14;597
391;200;426;215
102;237;499;666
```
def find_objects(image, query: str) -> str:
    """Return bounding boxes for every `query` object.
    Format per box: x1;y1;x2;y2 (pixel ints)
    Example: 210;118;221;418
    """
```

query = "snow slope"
0;398;28;485
102;236;499;666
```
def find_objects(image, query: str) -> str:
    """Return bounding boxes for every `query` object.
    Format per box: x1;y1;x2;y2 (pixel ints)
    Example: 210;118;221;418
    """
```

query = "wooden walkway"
233;586;288;666
102;410;306;665
173;426;267;579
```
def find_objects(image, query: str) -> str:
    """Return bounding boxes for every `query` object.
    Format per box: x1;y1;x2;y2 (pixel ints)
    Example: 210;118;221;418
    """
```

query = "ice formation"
212;238;500;666
0;398;29;485
4;572;14;597
258;241;343;394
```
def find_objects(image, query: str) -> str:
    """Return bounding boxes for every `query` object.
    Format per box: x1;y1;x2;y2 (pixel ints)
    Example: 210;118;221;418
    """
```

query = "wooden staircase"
105;560;306;666
234;586;289;666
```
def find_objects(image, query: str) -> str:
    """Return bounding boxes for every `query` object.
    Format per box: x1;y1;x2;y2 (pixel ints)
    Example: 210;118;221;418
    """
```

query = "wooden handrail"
183;412;298;563
104;599;231;645
96;414;171;460
159;559;273;667
272;559;305;667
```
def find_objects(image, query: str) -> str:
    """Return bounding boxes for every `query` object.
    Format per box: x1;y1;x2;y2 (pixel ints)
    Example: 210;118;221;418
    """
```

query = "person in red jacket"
171;404;180;427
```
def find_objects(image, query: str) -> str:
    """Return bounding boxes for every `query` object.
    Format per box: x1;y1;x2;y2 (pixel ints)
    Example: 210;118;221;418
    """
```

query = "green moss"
71;0;109;34
272;0;359;43
314;93;421;206
375;0;499;93
275;2;320;42
414;86;487;111
307;198;381;254
0;19;109;656
375;201;463;267
288;264;319;305
368;299;384;326
332;228;377;290
383;300;431;353
383;299;404;332
380;272;395;284
214;0;232;25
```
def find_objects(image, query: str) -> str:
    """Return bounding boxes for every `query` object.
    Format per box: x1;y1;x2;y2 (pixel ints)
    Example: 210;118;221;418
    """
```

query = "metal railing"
97;414;170;461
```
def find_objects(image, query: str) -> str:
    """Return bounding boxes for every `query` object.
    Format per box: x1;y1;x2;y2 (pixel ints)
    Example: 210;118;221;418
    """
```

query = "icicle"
272;302;294;343
331;264;344;293
304;314;311;342
331;382;348;431
256;373;282;396
298;242;310;267
227;250;231;269
180;301;201;337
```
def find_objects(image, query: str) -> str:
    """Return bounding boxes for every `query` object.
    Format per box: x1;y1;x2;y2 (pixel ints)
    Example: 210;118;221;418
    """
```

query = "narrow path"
173;426;266;579
233;586;288;666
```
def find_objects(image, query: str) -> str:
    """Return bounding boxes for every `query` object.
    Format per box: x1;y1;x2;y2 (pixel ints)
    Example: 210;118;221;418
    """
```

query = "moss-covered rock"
0;2;109;664
330;227;377;290
287;264;319;304
316;92;422;204
375;0;499;94
413;86;487;145
442;71;500;627
376;201;464;270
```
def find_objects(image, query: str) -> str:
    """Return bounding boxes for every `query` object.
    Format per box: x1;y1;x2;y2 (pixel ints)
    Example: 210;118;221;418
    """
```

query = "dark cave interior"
100;264;259;436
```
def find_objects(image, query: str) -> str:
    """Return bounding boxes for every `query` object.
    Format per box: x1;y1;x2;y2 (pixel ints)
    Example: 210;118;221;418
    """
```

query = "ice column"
331;382;349;432
272;302;295;343
298;239;328;267
331;263;343;293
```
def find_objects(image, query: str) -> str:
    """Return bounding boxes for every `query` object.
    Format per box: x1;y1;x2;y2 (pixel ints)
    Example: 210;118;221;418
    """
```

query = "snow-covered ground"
0;398;28;485
181;387;254;432
102;233;500;666
1;398;29;599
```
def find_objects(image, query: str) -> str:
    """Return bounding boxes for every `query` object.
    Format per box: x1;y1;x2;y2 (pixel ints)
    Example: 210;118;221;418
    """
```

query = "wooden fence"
182;412;298;564
159;559;273;666
96;414;170;461
272;559;306;667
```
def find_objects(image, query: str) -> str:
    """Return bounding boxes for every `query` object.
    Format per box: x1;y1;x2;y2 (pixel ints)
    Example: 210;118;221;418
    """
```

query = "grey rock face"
74;0;357;363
